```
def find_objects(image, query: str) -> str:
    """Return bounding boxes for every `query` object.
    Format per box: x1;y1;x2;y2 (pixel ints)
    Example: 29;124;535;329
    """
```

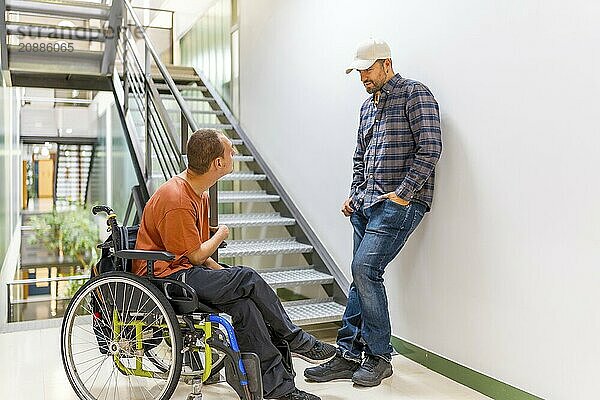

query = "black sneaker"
291;340;336;364
276;388;321;400
303;352;360;382
351;355;393;387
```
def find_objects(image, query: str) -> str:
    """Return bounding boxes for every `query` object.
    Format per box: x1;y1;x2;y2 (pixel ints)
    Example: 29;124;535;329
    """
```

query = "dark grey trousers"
170;265;314;399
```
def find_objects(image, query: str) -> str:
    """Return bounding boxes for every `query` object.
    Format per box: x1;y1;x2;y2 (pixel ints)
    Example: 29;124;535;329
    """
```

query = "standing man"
133;129;335;400
305;38;442;387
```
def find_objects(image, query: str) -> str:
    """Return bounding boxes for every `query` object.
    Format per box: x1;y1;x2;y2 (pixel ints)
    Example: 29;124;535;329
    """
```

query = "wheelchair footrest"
225;352;263;400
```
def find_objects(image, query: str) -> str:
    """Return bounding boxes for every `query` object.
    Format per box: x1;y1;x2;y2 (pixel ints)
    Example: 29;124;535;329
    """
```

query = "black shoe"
276;388;321;400
303;352;360;382
291;340;336;364
351;355;393;387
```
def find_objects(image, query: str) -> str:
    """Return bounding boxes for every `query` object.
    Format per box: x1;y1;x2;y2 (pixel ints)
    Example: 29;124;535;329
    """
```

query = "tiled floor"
0;326;491;400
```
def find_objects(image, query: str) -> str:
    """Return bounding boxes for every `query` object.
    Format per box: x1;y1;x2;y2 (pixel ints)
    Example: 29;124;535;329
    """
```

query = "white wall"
238;1;600;399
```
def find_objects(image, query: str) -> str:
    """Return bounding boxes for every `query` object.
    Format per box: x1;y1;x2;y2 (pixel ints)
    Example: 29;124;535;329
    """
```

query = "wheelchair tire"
61;272;183;400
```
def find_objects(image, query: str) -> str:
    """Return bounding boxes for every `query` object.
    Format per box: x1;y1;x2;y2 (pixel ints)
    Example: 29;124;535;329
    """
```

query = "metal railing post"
144;42;152;180
6;283;11;323
180;111;188;155
122;6;129;113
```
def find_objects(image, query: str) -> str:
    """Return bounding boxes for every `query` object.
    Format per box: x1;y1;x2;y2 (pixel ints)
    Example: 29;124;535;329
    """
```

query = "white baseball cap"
345;38;392;74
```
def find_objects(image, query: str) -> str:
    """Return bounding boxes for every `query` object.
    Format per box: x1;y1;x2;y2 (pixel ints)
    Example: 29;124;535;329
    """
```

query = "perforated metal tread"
218;191;280;203
219;213;295;227
155;83;207;92
261;268;334;288
166;108;224;115
161;94;213;102
153;74;201;82
196;123;233;130
233;155;254;162
219;172;266;181
219;238;313;258
283;299;346;325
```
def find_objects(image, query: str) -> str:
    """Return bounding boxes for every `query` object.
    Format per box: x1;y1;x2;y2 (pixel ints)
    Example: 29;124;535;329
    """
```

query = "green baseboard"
391;336;544;400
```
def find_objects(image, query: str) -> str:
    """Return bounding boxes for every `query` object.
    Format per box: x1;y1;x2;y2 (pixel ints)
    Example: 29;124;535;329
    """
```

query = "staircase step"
283;299;346;325
6;0;110;20
151;74;200;83
231;139;243;146
155;83;207;92
218;191;280;203
220;172;266;181
233;155;254;162
219;213;295;227
162;95;214;102
57;163;91;167
219;238;312;258
261;268;334;289
60;145;93;150
160;64;198;74
166;109;224;116
196;123;233;130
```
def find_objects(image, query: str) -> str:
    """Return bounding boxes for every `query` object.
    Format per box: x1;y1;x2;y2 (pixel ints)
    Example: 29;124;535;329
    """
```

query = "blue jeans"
337;200;426;362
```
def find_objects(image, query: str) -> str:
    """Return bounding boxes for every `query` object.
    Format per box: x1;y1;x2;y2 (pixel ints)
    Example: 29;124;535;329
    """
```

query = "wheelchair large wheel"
61;272;182;400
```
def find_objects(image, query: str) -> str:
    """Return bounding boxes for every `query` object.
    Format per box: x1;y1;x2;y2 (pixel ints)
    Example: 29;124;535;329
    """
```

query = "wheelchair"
60;205;264;400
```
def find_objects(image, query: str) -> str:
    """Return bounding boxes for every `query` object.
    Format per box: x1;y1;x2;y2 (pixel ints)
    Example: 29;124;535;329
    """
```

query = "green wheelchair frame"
110;309;217;382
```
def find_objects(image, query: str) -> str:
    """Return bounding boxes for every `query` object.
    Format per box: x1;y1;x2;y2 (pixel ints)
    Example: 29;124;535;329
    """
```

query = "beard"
364;80;383;94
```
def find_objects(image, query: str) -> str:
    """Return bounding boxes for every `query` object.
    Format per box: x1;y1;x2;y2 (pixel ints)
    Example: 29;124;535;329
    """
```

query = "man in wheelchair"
132;129;335;400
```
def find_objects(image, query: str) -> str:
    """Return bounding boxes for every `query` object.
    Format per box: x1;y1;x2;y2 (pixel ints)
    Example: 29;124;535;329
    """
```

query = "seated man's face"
220;136;236;175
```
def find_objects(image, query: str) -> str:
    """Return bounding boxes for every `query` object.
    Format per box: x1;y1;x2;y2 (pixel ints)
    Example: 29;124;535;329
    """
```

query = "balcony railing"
6;274;89;323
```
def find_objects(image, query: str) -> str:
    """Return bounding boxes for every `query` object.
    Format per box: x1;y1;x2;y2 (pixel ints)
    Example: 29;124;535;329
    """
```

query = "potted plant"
28;206;100;296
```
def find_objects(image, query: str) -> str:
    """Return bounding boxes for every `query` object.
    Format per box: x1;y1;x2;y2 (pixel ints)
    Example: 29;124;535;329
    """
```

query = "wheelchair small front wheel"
61;272;183;400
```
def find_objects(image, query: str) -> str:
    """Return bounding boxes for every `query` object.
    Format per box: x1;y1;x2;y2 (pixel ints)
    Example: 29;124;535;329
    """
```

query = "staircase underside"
8;70;111;90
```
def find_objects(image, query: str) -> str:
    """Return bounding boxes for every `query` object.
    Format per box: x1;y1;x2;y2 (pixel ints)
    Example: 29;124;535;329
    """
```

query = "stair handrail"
119;28;184;173
121;0;199;133
116;9;185;176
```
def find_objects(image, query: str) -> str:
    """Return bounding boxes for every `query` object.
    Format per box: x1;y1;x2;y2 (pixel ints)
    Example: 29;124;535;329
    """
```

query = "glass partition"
180;0;234;110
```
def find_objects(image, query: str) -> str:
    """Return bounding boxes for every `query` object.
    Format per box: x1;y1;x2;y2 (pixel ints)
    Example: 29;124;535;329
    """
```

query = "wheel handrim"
62;276;180;400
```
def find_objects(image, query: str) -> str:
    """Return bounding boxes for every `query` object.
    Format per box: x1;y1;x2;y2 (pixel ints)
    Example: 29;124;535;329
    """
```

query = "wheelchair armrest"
148;278;199;314
149;277;220;314
115;250;175;261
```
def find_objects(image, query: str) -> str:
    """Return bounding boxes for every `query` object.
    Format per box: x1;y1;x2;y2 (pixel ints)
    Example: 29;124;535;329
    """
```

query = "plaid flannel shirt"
350;74;442;211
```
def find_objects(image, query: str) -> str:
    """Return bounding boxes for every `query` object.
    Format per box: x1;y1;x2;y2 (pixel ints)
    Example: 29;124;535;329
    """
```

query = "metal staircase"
1;0;348;328
54;143;94;207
